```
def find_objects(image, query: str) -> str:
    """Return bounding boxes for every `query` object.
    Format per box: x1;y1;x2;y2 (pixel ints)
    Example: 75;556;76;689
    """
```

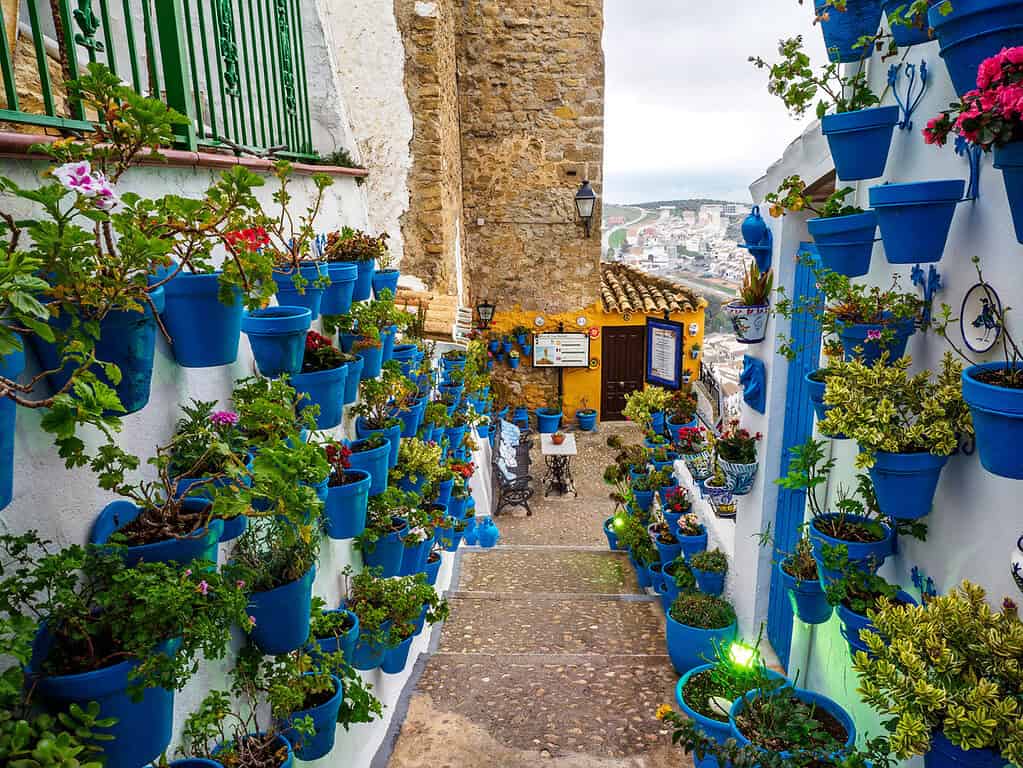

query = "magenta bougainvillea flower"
209;410;240;427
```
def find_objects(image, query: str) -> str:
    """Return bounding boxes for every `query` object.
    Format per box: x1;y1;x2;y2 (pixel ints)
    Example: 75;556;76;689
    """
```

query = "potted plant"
820;353;972;519
631;472;657;513
4;531;249;768
323;226;387;302
690;342;701;360
342;568;396;671
677;512;709;560
716;420;762;495
803;344;848;428
615;511;657;588
810;0;886;63
665;592;738;675
884;0;940;48
665;389;699;432
703;464;735;518
927;1;1023;98
753;34;897;177
393;438;445;496
380;574;449;674
690;549;728;597
776;533;833;625
869;178;965;265
369;235;400;299
676;426;713;481
356;488;413;578
309;596;360;663
623;386;672;433
397;505;436;578
724;261;773;344
512;325;530;346
661;486;693;531
777;439;896;586
353;326;384;381
232;376;316;450
288;332;351;429
826;561;917;657
767;179;877;277
551;430;567;446
854;580;1023;767
354;364;411;468
576;397;598;431
508;349;521;369
241;306;313;379
649;517;683;565
322;441;371;540
934;260;1023;479
535;398;563;434
663;555;698;607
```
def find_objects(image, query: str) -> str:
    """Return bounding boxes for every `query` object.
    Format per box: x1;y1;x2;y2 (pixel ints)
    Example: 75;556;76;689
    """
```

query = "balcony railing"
0;0;315;159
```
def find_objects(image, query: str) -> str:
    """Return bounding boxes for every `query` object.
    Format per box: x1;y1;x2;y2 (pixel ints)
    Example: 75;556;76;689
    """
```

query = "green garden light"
728;641;758;669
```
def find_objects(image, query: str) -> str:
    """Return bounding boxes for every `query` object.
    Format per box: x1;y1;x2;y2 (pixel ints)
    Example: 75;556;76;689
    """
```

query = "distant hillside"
605;198;748;242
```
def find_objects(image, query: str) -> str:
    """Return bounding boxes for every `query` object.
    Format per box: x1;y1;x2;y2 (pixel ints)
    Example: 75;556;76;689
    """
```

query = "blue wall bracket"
740;230;773;274
955;135;982;201
740;355;766;414
911;565;938;602
888;61;929;131
911;264;943;329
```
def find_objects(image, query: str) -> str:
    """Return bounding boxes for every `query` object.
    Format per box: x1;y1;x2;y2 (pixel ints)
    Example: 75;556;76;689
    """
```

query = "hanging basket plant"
724;261;773;344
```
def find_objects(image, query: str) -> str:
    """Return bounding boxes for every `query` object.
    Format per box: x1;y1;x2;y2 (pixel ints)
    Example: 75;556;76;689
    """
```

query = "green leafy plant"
854;580;1023;764
736;261;773;307
392;439;445;487
819;352;972;467
353;363;413;430
665;557;698;592
323;227;389;264
0;702;115;768
670;593;736;630
691;549;728;575
622;386;672;428
232;376;317;448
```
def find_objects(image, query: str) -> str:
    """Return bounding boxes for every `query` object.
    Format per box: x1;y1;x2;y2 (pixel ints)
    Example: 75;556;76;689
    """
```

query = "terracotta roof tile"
600;263;705;315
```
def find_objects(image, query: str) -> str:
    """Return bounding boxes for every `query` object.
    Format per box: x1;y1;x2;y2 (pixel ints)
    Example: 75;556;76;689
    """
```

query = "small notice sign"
646;318;684;389
532;333;590;368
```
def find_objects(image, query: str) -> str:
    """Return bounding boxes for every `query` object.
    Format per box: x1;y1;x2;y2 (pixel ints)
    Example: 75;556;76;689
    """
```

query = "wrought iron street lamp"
575;180;597;237
476;299;496;330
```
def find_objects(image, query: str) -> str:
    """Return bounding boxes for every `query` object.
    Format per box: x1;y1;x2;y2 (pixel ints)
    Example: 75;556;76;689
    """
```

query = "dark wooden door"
601;326;647;420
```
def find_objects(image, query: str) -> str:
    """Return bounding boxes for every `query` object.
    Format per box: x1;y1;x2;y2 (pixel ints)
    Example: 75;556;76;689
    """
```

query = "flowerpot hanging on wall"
837;316;916;364
868;450;948;520
248;567;316;655
352;260;375;301
282;674;343;761
807;211;878;277
724;302;769;344
870;180;965;264
815;0;886;62
291;364;348;430
884;0;933;47
929;0;1023;98
272;263;328;321
324;469;371;539
808;513;894;586
777;560;833;624
993;142;1023;244
90;499;223;566
837;590;916;657
321;262;358;316
822;106;900;181
371;268;400;298
241;306;312;378
962;363;1023;479
161;271;243;368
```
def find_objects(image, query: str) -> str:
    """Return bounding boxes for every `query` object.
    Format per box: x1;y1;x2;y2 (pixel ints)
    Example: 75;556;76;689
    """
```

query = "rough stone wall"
458;0;605;314
394;0;464;295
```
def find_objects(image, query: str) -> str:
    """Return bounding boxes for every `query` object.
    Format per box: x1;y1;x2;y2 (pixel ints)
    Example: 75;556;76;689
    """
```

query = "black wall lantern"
476;298;496;330
575;180;597;238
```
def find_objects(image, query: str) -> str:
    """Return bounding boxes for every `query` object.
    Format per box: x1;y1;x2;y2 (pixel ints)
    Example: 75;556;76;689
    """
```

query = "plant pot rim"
963;362;1023;414
725;301;770;311
729;687;855;755
242;306;312;335
325;262;358;277
821;105;900;134
929;0;1020;28
869;179;966;207
871;449;950;471
807;210;878;233
667;610;737;634
810;512;893;546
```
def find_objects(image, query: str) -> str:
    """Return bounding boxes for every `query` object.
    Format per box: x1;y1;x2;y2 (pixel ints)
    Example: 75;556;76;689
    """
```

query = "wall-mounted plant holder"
911;264;943;329
740;355;766;414
688;323;698;336
740;205;773;272
910;565;938;602
955;135;982;202
888;61;929;130
1012;536;1023;596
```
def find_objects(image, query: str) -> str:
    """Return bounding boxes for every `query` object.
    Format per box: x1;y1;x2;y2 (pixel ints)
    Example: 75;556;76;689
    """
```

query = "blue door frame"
766;243;823;669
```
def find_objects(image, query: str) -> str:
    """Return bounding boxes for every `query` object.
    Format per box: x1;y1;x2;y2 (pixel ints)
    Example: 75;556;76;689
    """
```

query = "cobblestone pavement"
387;422;689;768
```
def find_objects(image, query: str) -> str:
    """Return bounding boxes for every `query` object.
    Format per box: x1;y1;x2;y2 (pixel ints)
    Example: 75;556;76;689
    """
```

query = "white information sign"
532;333;590;368
649;326;679;383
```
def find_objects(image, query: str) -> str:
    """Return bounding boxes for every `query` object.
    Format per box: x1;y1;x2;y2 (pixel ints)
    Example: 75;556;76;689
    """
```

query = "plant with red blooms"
302;330;350;373
675;426;707;455
449;460;476;480
664;487;693;515
924;47;1023;150
325;440;354;486
223;226;270;252
716;420;763;465
666;389;698;423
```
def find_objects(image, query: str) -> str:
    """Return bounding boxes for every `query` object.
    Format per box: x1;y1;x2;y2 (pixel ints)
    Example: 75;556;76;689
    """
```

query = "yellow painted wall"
488;299;706;422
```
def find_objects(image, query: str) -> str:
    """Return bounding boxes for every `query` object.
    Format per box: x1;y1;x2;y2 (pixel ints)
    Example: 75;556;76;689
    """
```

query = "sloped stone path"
385;424;685;768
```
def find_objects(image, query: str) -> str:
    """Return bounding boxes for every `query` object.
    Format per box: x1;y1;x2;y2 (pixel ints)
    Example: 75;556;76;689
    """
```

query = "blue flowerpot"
0;344;24;510
730;688;855;755
339;332;359;353
868;450;948;520
838;316;915;364
372;268;400;298
355;418;402;468
815;0;885;62
718;457;758;496
361;519;409;577
425;551;442;584
501;341;513;354
442;354;467;371
536;408;562;433
398;405;423;439
871;180;965;264
321;262;358;316
777;560;833;625
463;517;478;546
630;556;653;588
521;344;532;356
349;618;392;671
273;263;327;321
509;356;520;369
398;534;434;576
926;731;1006;768
675;664;735;768
28;633;180;768
805;369;829;422
324;470;371;539
248;566;315;655
292;364;348;430
807;211;878;278
993;141;1023;244
679;529;709;561
929;0;1023;97
652;528;683;565
219;514;249;543
347;438;391;496
435;477;455;505
650;410;666;435
633;488;654;512
90;499;223;566
439;383;464;405
283;674;343;760
647;561;666;592
837;590;916;656
313;608;359;662
392;343;419;375
447;494;468;520
665;611;737;675
343;355;363;405
602;517;621;550
577;409;598;431
170;760;224;768
32;286;166;415
162;271;242;367
353;259;375;301
693;567;726;597
445;424;467;454
380;324;397;362
488;340;501;353
884;0;932;46
477;517;500;547
357;343;383;379
809;513;893;586
667;415;698;437
821;106;900;181
241;306;312;378
962;363;1023;479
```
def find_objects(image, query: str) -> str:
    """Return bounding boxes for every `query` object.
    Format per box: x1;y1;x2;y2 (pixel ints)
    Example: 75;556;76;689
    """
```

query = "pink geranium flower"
866;329;883;342
210;410;239;427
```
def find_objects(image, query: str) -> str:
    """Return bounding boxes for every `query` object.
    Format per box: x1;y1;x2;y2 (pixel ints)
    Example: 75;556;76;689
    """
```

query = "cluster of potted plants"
487;325;533;367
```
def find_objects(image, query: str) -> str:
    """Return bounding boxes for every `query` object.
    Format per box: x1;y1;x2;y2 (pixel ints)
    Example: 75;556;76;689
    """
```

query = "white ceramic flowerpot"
724;302;770;344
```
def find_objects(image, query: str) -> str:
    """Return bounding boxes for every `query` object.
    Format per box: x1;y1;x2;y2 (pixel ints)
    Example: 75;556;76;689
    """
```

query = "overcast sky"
602;0;826;205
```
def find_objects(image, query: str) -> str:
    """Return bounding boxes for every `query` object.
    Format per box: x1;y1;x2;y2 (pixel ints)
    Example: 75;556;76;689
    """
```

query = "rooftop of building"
600;263;706;315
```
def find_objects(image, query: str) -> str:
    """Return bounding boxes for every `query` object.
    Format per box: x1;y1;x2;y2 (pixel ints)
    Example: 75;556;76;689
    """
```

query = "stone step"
436;594;667;657
457;549;640;595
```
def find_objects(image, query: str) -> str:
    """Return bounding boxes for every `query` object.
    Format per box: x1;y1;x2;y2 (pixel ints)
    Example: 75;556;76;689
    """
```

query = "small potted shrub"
616;512;658;588
776;533;833;625
724;261;773;344
352;327;384;380
323;226;386;301
369;234;400;298
827;561;916;657
343;569;397;671
676;426;713;481
576;397;598;431
323;441;371;540
356;488;413;578
552;430;567;446
663;554;697;607
661;486;693;530
677;512;709;561
665;389;699;433
631;472;656;513
820;353;972;519
665;592;737;675
690;549;728;597
508;349;521;369
393;438;444;496
310;596;360;663
649;516;683;566
854;580;1023;767
512;325;531;346
703;463;734;518
777;439;895;586
381;574;449;674
535;398;563;433
715;419;762;495
623;385;672;433
690;342;701;360
291;331;354;430
354;364;412;468
397;505;437;578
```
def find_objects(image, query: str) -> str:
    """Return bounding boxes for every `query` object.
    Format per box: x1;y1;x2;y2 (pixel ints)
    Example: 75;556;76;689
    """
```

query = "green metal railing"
0;0;315;159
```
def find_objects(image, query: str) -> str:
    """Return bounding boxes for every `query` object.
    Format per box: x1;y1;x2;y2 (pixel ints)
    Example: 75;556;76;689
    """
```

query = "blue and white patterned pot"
682;451;713;482
703;479;733;511
718;458;758;496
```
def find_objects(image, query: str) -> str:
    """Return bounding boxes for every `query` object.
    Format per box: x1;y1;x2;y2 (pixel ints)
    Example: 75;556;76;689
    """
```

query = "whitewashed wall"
737;20;1023;765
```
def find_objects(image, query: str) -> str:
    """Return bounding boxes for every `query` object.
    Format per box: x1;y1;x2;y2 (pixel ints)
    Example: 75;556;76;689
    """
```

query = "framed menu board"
646;317;684;389
532;333;590;368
